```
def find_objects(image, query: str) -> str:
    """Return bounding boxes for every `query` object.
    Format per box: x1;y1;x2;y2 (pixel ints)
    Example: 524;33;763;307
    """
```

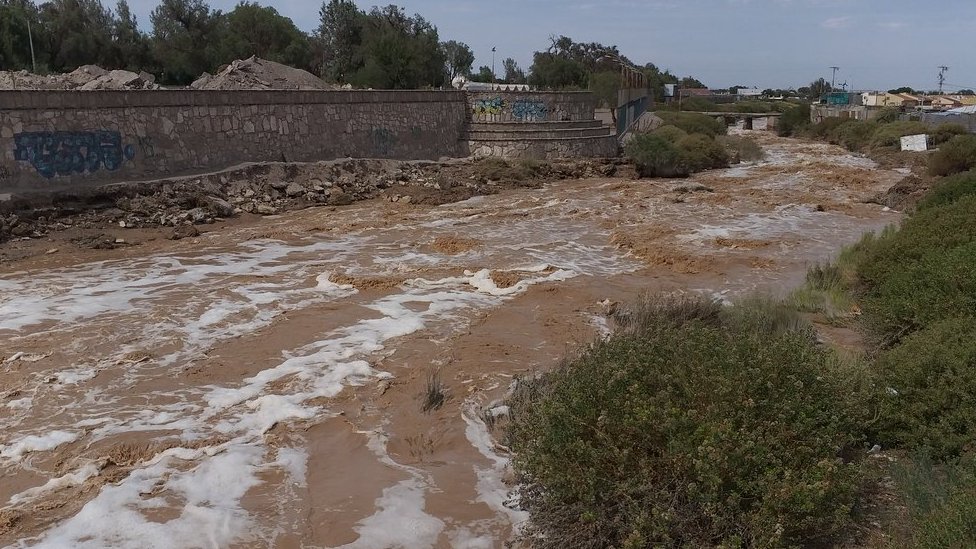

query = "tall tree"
809;77;832;98
150;0;223;84
440;39;472;80
316;0;362;82
220;1;311;72
0;0;42;71
349;5;444;89
110;0;151;72
38;0;115;71
469;65;492;83
501;57;525;84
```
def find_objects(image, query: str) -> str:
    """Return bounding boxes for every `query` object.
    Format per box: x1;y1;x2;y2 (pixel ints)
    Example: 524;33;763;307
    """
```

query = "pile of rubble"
191;56;336;91
0;64;158;91
0;158;620;244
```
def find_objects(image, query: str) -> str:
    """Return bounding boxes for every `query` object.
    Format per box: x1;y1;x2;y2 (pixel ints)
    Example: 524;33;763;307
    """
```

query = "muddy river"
0;134;903;548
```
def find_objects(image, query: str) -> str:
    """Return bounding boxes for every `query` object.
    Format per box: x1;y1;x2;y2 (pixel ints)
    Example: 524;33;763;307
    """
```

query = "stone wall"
467;91;596;123
0;90;468;195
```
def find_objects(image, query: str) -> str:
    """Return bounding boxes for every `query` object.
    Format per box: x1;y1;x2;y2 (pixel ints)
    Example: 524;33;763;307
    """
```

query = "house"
931;96;964;110
679;88;713;97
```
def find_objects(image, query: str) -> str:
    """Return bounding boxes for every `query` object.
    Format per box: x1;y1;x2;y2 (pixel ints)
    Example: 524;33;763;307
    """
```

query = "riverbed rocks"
0;157;622;244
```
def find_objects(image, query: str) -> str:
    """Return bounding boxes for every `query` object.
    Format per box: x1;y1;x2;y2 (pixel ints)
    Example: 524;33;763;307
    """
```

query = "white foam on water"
462;400;529;533
9;462;102;505
337;428;444;549
1;430;78;461
22;444;264;549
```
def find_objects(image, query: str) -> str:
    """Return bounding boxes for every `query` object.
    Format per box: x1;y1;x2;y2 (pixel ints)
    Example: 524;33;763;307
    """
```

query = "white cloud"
821;15;853;29
878;21;908;30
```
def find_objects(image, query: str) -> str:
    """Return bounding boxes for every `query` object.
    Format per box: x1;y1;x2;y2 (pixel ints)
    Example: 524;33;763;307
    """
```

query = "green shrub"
716;135;765;162
869;120;930;149
508;296;865;549
875;317;976;458
875;107;901;124
778;103;811;137
930;123;968;146
808;117;850;140
856;196;976;340
891;454;976;549
625;133;688;177
828;120;879;152
929;134;976;176
673;96;718;112
917;170;976;211
655;111;727;137
651;124;688;143
676;133;730;172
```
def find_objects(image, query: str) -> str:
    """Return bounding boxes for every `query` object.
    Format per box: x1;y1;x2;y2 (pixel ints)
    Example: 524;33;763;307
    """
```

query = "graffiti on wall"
13;131;136;179
138;136;156;158
473;97;505;117
511;99;550;122
370;127;396;156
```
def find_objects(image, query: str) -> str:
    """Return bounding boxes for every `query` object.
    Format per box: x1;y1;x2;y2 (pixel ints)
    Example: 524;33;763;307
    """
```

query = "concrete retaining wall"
0;90;468;194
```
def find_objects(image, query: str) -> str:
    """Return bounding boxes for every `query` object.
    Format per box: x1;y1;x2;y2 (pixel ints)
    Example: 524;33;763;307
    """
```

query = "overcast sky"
130;0;976;92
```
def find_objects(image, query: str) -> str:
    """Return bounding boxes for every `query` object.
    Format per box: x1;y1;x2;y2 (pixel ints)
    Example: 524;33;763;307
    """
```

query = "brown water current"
0;134;904;548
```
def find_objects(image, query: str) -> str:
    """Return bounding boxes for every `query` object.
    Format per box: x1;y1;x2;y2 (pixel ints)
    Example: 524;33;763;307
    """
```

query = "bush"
869;120;930;148
875;317;976;457
807;117;850;140
651;124;688;143
778;103;811;137
892;454;976;549
716;135;765;162
874;107;901;124
828;120;879;152
676;133;730;172
508;296;865;549
856;196;976;341
929;134;976;176
930;123;968;146
625;133;688;177
917;170;976;211
655;111;727;137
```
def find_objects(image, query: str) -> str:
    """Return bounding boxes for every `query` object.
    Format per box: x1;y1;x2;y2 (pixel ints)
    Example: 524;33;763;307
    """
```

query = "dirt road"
0;133;903;548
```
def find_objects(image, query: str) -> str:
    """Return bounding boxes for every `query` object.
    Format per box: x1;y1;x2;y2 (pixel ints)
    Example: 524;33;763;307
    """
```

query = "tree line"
0;0;700;95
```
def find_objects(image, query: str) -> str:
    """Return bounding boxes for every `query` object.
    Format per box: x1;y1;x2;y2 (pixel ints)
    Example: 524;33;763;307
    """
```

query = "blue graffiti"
13;131;136;179
511;99;550;122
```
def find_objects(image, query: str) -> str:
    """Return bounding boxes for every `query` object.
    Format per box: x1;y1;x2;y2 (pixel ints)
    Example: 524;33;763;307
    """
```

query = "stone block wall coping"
0;89;467;111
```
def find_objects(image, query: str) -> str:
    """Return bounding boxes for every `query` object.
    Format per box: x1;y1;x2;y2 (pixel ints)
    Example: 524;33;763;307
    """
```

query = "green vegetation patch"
654;111;727;137
508;296;865;549
929;134;976;176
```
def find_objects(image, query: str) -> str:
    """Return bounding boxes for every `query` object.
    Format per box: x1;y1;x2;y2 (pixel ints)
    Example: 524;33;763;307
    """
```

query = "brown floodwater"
0;133;904;548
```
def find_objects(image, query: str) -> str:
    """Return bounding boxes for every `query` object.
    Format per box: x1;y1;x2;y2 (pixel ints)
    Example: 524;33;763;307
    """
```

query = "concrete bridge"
700;111;783;130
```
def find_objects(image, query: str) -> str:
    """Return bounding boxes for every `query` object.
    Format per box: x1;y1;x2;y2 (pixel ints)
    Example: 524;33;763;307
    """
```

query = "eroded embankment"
0;133;907;547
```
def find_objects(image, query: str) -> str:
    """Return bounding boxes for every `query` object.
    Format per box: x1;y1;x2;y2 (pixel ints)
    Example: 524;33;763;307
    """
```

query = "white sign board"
900;134;928;152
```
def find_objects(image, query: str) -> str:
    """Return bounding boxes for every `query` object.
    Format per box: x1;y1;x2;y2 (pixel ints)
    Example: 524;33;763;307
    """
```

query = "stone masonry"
0;90;468;195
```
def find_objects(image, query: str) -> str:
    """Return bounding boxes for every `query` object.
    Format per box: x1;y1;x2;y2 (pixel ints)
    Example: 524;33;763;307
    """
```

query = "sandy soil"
0;133;906;548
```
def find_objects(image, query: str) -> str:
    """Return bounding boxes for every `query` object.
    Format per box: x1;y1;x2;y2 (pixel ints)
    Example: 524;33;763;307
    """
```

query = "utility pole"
938;65;949;94
26;18;36;73
829;66;840;90
491;47;496;86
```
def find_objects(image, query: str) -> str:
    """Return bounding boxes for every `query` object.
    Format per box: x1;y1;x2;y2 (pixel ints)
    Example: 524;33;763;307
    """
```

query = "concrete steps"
465;125;615;140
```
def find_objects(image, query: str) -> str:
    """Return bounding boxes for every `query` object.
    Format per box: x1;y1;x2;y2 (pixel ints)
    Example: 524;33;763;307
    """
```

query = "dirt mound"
868;174;932;210
0;65;157;91
191;56;335;91
430;236;480;254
